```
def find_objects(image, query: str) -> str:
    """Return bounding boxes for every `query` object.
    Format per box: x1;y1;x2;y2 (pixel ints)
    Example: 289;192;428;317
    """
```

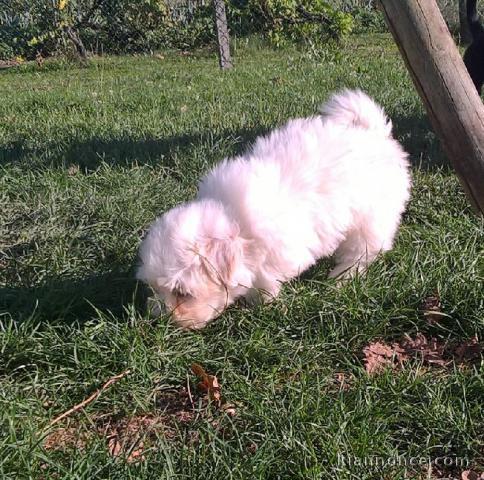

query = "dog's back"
464;0;484;94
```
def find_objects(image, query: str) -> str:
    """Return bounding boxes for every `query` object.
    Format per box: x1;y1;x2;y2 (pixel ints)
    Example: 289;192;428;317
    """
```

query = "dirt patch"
43;427;90;452
44;387;199;461
44;366;236;463
363;333;482;375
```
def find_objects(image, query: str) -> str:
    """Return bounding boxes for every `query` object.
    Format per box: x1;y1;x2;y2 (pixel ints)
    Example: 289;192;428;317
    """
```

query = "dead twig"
47;369;131;428
186;372;195;410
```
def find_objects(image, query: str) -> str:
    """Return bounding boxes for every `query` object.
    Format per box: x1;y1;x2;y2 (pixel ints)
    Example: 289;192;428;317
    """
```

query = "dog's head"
137;199;251;329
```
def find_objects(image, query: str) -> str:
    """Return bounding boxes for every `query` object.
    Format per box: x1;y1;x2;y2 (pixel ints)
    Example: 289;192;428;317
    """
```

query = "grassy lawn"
0;34;483;479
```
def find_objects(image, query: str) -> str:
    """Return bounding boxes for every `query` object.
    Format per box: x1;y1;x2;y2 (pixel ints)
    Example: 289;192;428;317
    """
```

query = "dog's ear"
201;223;242;287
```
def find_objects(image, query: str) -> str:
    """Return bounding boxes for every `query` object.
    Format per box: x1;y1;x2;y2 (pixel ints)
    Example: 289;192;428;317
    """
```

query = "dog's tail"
467;0;484;40
319;89;392;137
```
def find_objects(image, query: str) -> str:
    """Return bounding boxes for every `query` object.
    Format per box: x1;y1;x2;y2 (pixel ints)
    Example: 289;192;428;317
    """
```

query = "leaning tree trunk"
379;0;484;215
459;0;472;44
213;0;233;70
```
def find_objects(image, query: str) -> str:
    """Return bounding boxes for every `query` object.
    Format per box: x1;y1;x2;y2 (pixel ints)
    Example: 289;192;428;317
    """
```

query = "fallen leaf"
191;363;222;406
454;336;482;363
461;470;483;480
422;292;443;324
127;441;146;464
191;363;207;379
363;332;482;376
247;442;258;454
334;372;352;391
221;403;236;417
400;333;449;366
363;341;408;374
108;436;122;457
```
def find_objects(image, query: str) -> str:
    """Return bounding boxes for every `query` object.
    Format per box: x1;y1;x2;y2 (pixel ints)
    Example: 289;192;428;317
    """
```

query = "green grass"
0;34;483;479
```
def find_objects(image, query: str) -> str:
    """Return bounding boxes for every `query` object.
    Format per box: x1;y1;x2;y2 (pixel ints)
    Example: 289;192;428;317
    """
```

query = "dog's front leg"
244;278;281;306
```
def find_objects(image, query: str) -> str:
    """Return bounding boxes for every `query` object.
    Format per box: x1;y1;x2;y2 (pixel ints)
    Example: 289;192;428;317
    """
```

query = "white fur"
137;89;411;329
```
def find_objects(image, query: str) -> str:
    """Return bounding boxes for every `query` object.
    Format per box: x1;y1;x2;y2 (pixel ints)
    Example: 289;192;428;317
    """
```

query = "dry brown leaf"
191;363;222;406
422;292;443;324
334;372;352;390
247;442;258;454
461;470;484;480
221;403;236;417
127;441;146;464
108;436;122;457
400;333;449;366
363;332;482;376
454;336;482;363
190;363;207;379
363;341;408;374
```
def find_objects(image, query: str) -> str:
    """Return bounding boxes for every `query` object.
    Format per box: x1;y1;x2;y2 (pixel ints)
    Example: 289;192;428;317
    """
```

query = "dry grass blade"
47;369;131;429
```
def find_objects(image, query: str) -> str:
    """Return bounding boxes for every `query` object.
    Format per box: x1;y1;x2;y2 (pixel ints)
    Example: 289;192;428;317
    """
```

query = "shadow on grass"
392;113;449;170
0;112;448;172
0;128;267;171
0;267;148;325
0;111;449;324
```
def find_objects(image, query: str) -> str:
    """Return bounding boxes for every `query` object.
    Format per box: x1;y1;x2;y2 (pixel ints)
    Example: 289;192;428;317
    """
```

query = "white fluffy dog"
137;90;411;329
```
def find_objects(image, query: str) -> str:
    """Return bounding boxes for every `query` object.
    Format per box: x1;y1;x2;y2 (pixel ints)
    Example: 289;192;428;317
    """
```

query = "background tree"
213;0;232;69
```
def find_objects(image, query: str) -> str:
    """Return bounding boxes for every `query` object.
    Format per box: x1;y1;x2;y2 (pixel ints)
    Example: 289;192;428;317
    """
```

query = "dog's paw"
146;296;164;318
243;283;281;305
171;316;211;331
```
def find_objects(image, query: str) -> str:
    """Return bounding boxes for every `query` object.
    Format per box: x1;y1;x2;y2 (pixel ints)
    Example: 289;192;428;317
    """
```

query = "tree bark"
213;0;233;70
64;26;88;62
379;0;484;214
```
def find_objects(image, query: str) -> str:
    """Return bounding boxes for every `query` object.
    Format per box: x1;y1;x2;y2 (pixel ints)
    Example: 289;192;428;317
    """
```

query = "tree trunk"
213;0;233;70
64;26;88;62
379;0;484;214
459;0;472;44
